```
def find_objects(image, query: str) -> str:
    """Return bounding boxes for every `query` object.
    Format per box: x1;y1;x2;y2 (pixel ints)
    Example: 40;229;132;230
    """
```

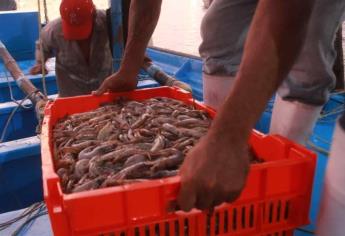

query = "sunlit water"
152;0;206;56
17;0;206;56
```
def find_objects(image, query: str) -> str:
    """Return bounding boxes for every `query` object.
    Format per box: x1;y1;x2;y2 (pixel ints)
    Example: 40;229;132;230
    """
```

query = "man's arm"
30;26;55;75
94;0;162;94
178;0;315;211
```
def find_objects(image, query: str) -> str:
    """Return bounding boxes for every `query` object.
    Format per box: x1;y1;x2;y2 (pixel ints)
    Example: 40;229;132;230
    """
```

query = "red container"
41;87;316;236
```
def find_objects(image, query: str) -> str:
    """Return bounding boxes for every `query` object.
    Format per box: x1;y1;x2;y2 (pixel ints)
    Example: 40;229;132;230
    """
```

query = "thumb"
29;66;39;75
177;179;197;212
92;80;109;96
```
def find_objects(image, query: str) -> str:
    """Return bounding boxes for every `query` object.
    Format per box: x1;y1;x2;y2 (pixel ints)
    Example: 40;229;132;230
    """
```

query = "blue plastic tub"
0;137;42;213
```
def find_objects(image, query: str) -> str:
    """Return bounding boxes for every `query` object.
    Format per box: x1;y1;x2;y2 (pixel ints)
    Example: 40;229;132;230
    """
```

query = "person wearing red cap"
30;0;113;97
30;0;163;97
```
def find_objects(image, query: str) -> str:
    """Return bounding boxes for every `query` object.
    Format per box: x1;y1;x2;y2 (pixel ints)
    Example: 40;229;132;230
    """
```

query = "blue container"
0;11;38;61
0;10;59;103
0;137;42;213
0;72;58;103
0;100;38;142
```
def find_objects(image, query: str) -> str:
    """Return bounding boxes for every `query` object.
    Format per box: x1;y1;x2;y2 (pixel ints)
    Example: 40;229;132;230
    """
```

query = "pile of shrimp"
53;97;212;193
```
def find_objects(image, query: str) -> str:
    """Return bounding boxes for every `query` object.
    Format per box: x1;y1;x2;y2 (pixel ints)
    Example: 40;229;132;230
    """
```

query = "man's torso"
44;10;113;97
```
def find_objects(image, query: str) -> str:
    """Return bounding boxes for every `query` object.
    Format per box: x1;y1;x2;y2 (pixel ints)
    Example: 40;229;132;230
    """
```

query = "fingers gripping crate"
41;87;316;236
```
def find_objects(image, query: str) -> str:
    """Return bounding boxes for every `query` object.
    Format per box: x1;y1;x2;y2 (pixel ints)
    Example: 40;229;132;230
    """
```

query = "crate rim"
41;86;316;199
40;86;317;235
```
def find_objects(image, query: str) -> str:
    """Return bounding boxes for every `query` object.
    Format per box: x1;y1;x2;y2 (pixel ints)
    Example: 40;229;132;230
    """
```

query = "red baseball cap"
60;0;95;40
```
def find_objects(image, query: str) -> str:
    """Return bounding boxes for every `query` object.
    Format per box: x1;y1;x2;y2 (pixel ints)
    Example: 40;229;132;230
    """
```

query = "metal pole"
0;40;46;105
109;0;124;72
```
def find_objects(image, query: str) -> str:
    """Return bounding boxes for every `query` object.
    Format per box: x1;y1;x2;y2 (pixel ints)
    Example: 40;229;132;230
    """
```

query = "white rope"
4;70;33;109
0;92;34;143
43;0;49;23
37;0;48;97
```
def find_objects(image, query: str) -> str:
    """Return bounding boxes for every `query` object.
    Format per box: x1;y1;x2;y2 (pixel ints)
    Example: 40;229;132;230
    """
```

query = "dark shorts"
200;0;345;105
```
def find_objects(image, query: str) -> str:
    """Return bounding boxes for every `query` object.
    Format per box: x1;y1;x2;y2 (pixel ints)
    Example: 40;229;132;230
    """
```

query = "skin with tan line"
93;0;162;94
94;0;316;211
177;0;315;210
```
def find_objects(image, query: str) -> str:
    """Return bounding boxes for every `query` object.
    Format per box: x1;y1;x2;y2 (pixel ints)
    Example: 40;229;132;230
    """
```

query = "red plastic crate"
41;87;316;236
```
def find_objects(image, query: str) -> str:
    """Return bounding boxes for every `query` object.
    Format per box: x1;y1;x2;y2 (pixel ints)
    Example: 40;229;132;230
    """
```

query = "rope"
4;70;33;110
307;140;330;156
0;202;47;235
0;203;43;231
0;92;34;143
43;0;49;23
11;203;47;236
311;132;332;145
36;0;48;97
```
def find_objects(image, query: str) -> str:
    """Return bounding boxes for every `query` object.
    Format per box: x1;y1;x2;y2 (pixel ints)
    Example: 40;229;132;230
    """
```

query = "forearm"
119;0;162;79
209;0;315;143
35;40;52;64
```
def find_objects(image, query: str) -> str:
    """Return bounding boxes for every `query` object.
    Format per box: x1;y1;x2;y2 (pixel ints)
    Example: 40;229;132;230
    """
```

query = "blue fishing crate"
0;137;42;213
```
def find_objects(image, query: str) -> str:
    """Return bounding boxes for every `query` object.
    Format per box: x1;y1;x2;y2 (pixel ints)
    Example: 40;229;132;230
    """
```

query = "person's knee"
278;73;334;106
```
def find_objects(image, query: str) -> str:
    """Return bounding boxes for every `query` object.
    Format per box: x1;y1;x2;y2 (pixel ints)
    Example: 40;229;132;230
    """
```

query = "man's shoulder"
95;9;107;22
94;9;108;31
43;18;63;35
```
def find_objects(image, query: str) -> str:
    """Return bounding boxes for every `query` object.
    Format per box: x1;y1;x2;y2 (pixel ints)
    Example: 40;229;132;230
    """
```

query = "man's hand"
92;0;161;96
35;99;48;134
29;63;48;75
92;72;138;95
177;134;250;211
177;0;315;213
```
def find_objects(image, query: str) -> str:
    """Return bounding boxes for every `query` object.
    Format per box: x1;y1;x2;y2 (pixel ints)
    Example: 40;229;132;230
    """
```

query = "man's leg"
270;96;322;144
317;113;345;235
270;0;345;144
202;74;236;109
199;0;258;110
